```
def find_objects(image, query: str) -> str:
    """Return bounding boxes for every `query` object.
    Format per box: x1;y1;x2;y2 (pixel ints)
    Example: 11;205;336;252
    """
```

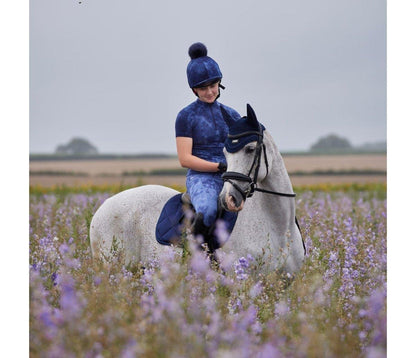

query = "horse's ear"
246;104;259;128
220;106;235;128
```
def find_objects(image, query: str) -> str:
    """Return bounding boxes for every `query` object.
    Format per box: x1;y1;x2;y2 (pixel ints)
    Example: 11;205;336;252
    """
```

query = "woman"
175;42;240;246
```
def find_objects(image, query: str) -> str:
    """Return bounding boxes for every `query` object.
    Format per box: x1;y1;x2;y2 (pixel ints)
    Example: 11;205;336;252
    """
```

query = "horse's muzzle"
219;184;245;212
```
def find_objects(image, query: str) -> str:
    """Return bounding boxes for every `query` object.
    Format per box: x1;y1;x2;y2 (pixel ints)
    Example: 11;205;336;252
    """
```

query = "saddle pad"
155;193;184;246
155;193;238;246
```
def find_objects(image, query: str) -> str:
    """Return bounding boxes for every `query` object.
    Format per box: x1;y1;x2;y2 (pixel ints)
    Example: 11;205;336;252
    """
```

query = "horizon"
29;135;387;156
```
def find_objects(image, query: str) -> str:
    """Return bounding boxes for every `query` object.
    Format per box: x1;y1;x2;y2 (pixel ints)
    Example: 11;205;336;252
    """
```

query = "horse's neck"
261;132;294;195
253;132;296;232
231;132;302;271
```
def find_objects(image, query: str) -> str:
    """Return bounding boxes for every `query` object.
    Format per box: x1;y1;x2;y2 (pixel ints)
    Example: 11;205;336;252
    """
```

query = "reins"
222;126;296;200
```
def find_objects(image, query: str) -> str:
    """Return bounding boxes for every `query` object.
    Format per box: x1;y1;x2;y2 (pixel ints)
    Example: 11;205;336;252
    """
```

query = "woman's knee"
192;196;218;227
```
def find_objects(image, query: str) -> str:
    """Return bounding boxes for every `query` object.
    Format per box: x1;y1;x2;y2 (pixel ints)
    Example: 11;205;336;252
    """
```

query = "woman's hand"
176;137;221;172
217;162;227;173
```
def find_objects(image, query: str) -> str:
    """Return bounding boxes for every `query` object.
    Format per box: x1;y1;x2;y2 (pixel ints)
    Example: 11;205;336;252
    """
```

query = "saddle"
155;193;238;248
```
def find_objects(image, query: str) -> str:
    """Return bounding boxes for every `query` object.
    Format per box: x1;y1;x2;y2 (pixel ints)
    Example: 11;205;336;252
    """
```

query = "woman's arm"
176;137;220;172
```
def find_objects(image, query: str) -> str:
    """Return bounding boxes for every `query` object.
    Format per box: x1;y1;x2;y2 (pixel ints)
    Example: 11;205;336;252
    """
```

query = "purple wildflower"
190;250;210;274
51;271;58;286
257;343;282;358
250;281;263;299
235;256;252;281
215;219;230;246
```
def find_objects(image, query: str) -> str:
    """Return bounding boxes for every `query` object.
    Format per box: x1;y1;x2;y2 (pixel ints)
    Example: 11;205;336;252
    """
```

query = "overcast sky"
30;0;386;154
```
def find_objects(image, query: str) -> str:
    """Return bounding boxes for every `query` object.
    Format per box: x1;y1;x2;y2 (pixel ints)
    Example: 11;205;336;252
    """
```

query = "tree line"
30;135;386;159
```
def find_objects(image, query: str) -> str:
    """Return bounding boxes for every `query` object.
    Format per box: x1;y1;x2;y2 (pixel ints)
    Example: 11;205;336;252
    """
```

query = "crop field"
30;154;386;188
29;183;386;357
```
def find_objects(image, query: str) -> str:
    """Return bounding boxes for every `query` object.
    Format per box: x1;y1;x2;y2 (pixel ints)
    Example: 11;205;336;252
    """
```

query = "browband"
228;130;263;140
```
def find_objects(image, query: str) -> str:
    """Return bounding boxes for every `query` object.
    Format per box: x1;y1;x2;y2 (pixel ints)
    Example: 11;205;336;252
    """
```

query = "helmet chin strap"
216;83;225;100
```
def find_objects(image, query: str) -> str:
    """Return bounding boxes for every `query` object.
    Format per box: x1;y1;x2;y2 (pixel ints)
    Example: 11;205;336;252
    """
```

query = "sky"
30;0;386;154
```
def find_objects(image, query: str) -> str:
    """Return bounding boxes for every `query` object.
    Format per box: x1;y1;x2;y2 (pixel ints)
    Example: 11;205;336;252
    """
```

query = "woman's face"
193;82;219;103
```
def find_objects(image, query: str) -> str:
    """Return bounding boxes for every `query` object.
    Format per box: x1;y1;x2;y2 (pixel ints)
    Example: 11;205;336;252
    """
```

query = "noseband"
221;127;296;200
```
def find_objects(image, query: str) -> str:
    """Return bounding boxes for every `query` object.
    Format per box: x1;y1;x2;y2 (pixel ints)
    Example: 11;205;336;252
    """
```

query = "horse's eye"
245;146;256;154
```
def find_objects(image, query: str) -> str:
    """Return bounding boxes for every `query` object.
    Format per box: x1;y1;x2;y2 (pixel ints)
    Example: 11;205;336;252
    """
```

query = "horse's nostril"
230;194;236;205
228;193;244;211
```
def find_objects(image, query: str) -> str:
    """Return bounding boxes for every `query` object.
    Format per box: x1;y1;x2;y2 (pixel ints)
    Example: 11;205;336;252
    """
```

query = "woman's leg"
186;173;223;227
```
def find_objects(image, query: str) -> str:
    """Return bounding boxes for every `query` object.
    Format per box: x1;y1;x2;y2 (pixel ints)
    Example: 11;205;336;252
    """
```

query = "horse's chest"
231;204;275;243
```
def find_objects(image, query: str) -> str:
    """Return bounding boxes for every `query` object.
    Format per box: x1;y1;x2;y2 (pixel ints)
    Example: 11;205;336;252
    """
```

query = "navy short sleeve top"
175;99;240;163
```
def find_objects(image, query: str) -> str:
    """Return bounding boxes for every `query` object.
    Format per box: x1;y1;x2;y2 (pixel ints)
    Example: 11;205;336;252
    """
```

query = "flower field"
29;184;386;357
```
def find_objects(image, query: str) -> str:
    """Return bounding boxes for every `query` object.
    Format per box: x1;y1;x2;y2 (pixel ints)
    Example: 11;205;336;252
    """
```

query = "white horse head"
219;103;269;211
218;104;305;273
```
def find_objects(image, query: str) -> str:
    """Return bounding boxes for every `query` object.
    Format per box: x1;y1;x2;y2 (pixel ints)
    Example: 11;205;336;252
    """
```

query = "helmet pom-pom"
188;42;208;59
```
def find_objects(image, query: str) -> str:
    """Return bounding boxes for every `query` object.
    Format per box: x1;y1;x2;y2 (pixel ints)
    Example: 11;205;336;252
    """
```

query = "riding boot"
191;213;218;256
191;213;209;247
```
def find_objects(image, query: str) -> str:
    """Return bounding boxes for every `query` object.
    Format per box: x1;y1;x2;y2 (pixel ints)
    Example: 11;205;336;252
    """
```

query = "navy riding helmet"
186;42;223;88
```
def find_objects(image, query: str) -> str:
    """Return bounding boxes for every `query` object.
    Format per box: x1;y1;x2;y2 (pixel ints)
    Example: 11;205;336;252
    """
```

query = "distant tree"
55;138;99;155
310;134;352;152
357;141;387;152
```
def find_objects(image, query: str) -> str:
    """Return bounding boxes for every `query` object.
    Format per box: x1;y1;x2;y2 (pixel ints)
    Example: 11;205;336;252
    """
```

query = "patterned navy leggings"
186;172;223;227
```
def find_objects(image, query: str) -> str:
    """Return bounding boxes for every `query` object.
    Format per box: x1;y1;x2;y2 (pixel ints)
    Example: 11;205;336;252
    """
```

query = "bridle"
221;126;297;201
221;120;306;256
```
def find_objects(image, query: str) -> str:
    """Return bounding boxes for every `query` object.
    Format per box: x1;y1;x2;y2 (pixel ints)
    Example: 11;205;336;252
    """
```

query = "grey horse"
90;105;304;274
